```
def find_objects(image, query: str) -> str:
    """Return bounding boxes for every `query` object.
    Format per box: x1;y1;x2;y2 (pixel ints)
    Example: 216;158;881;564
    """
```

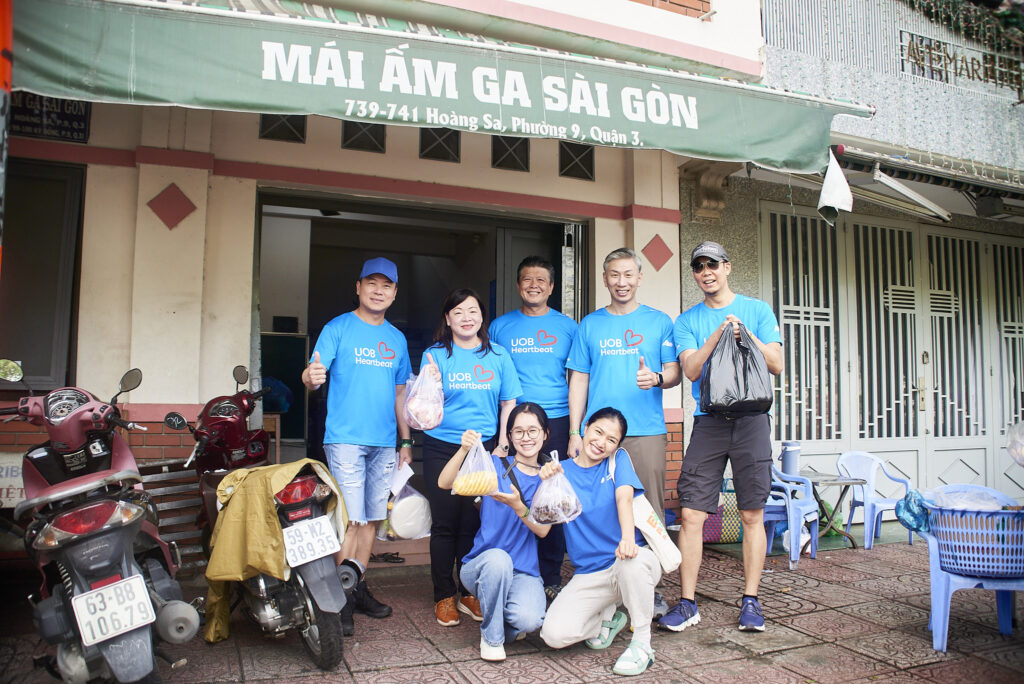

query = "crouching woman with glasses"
539;407;661;677
437;402;553;662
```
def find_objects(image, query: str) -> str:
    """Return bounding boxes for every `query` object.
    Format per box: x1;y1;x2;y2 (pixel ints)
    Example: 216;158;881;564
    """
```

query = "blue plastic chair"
763;465;819;570
837;450;913;550
918;484;1024;652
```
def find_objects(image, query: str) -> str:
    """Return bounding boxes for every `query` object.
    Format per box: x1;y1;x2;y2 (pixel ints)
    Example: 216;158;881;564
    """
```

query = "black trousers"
421;434;493;602
535;414;569;587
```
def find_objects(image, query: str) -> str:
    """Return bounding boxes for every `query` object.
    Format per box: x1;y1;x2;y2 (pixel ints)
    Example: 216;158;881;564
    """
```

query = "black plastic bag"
699;323;773;417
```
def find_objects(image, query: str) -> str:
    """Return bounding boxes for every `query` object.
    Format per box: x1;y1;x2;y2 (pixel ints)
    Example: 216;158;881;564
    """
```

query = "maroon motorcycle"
164;366;350;670
0;360;199;684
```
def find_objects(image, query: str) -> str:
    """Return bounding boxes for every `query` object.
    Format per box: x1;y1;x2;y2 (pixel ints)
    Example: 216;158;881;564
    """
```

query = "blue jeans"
323;443;397;523
459;548;546;646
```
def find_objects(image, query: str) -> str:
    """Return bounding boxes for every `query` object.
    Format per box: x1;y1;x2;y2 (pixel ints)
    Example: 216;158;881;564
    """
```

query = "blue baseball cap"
359;257;398;283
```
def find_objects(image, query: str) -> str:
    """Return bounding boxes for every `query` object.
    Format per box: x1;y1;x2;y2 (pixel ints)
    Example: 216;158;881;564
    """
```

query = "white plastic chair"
836;450;912;550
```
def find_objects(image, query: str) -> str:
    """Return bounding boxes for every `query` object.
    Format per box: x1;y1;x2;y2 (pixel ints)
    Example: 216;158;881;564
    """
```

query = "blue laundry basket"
923;503;1024;579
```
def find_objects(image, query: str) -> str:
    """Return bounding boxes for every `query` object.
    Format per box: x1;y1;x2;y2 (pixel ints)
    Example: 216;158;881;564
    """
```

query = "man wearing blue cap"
302;257;412;635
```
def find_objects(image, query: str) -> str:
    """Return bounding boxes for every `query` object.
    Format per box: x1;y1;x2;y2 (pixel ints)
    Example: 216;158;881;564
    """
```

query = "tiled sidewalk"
2;540;1022;683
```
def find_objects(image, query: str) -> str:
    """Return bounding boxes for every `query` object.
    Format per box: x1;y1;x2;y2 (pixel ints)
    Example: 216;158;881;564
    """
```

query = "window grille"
768;210;842;442
420;128;460;162
258;114;307;143
492;136;529;172
342;121;386;153
558;141;594;181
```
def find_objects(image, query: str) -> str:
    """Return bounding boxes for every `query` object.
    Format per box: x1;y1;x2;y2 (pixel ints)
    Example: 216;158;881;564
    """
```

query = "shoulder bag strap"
499;456;530;509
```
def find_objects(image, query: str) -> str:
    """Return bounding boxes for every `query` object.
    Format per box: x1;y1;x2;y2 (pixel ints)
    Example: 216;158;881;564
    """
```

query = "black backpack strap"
499;455;530;510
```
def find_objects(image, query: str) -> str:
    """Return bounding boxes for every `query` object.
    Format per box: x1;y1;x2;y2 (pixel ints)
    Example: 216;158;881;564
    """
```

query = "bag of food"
699;322;773;418
404;369;444;430
528;470;582;524
377;483;432;541
452;439;498;496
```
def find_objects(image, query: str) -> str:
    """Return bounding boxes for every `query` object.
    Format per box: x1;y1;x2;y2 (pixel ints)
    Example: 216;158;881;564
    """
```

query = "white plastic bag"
452;439;498;496
404;370;444;430
377;483;432;541
782;525;811;555
528;471;582;524
1008;421;1024;467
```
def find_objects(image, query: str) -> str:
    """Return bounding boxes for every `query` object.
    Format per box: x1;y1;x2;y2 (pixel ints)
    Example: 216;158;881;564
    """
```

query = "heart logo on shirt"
378;342;396;359
473;365;494;382
624;329;643;347
537;330;557;346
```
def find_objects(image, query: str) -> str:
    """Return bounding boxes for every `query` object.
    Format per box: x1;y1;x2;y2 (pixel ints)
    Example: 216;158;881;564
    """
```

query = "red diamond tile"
147;183;196;229
642;234;673;272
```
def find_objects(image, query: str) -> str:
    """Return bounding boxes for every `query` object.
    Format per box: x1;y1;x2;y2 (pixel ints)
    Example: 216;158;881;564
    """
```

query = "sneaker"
656;599;701;632
653;592;669;620
585;610;628;650
479;635;506;662
435;597;460;626
738;596;765;632
457;594;483;622
353;579;392;618
612;641;654;676
340;597;354;637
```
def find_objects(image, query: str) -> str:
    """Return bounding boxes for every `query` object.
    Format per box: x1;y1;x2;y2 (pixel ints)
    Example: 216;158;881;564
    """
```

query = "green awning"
13;0;873;172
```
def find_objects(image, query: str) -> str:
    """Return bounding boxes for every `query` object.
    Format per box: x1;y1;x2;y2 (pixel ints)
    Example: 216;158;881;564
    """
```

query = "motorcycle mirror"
111;368;143;404
232;365;249;386
0;359;24;383
164;412;191;432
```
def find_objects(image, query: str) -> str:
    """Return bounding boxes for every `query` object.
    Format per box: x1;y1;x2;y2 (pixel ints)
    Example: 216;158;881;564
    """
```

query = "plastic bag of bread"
528;470;582;524
452;439;498;496
404;369;444;430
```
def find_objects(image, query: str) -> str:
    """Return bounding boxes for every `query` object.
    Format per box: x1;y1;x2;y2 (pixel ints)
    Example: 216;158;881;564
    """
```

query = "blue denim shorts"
323;443;397;523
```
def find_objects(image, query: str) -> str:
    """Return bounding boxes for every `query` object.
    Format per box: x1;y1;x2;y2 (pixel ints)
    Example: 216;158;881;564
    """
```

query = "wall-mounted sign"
10;91;91;143
900;30;1023;100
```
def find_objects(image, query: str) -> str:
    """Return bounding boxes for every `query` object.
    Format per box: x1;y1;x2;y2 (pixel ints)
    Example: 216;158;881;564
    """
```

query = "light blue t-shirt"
673;295;782;415
312;312;412;446
489;309;578;418
565;305;676;436
421;343;523;444
562;448;644;574
463;454;541;576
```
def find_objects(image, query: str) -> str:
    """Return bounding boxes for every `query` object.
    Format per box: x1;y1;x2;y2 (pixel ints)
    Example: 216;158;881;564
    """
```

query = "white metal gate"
762;202;1021;499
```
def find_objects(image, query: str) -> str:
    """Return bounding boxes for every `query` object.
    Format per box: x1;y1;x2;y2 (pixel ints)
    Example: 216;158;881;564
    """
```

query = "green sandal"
612;641;654;676
585;610;628;650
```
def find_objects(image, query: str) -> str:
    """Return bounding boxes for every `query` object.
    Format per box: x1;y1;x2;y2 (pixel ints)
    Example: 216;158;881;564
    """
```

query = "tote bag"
607;449;681;573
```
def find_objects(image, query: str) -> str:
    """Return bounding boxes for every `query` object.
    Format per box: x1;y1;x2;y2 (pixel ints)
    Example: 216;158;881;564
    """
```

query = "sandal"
585;610;628;650
612;641;654;676
370;551;405;564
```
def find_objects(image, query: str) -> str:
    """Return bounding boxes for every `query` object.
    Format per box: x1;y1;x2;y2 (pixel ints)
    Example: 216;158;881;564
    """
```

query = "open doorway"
256;192;582;463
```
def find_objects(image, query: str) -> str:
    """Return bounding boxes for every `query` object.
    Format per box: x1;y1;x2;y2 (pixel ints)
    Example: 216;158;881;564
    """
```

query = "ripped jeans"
323;444;397;523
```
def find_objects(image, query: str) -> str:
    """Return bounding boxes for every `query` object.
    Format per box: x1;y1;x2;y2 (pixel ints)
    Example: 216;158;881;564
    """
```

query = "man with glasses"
489;256;578;599
659;241;783;635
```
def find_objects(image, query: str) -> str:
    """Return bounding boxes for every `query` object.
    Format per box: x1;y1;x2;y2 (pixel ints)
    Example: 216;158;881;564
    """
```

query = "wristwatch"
498;444;509;452
656;372;664;387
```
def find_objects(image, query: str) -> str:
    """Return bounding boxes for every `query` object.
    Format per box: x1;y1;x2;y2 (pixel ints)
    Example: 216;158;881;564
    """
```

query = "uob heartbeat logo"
447;364;494;390
599;330;643;357
509;330;558;354
353;341;396;367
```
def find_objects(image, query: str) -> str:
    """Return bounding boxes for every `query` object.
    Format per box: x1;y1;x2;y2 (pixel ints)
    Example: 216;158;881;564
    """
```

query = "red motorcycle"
0;360;199;684
164;366;351;670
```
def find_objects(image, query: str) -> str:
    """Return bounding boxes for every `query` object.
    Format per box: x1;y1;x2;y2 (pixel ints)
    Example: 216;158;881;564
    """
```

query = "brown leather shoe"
457;594;483;622
435;596;460;626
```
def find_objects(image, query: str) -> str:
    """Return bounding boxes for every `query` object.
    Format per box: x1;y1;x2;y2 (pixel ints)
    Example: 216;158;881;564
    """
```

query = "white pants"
540;546;661;649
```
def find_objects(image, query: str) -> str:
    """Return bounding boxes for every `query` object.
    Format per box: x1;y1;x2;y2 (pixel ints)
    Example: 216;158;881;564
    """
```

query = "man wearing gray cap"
658;241;783;635
302;257;412;635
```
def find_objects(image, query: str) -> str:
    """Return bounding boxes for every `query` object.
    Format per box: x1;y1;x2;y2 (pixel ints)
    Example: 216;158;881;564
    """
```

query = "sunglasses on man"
691;259;722;273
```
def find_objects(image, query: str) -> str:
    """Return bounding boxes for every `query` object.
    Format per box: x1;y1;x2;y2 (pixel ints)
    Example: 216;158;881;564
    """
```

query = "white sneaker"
480;636;506;662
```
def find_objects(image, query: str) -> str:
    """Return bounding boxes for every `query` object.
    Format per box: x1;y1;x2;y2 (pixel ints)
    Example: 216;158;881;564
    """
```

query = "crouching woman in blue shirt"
539;407;661;677
438;402;552;662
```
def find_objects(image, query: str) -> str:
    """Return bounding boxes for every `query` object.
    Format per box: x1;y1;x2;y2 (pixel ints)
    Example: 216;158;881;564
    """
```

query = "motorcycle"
164;365;352;671
0;360;200;684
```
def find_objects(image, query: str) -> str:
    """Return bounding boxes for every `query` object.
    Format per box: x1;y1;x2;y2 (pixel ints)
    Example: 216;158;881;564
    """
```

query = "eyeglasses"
691;260;721;273
511;427;542;440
